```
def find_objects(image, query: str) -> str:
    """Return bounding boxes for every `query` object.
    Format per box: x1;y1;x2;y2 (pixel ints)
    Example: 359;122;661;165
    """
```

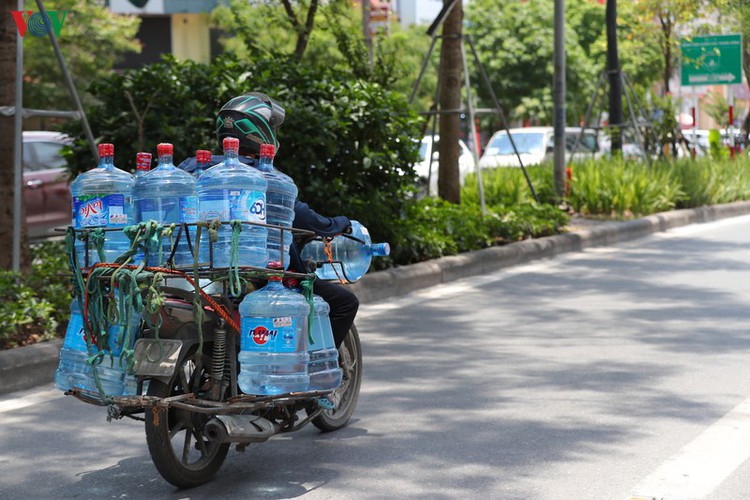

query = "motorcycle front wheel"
309;325;363;432
144;349;229;488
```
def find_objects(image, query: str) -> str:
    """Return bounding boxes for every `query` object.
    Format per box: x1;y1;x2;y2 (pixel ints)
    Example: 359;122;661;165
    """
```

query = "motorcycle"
62;222;362;488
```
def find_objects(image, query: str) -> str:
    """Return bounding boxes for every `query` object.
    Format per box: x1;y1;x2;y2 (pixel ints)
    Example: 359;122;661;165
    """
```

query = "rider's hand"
343;225;353;235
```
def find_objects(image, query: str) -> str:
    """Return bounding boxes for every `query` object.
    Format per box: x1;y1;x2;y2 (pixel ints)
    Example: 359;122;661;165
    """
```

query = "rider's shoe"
316;396;335;410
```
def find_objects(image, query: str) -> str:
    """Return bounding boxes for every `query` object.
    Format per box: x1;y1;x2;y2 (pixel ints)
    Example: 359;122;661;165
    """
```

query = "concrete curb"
4;200;750;395
0;338;62;395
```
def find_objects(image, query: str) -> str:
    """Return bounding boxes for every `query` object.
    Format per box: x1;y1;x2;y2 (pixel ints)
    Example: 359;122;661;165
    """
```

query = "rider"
178;92;359;350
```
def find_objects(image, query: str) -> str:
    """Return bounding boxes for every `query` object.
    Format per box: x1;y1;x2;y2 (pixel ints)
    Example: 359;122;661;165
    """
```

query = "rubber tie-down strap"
191;224;205;361
324;238;347;284
228;220;245;297
89;263;240;334
300;276;316;344
89;228;107;263
208;219;222;243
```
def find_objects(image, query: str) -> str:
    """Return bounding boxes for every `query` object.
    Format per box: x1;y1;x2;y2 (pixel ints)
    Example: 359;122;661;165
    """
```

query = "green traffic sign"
681;34;743;86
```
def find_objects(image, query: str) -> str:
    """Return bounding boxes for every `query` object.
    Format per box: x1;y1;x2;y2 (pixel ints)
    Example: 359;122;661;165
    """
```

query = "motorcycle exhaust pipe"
204;415;280;443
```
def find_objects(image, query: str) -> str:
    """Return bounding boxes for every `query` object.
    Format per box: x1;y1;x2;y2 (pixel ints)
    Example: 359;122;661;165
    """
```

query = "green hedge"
0;241;71;350
463;156;750;218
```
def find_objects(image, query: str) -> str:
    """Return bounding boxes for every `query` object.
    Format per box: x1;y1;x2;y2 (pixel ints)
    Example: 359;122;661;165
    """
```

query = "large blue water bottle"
300;220;390;282
133;143;198;267
54;300;129;395
109;304;140;395
256;144;297;269
238;277;310;395
197;137;268;268
307;295;342;391
70;143;135;268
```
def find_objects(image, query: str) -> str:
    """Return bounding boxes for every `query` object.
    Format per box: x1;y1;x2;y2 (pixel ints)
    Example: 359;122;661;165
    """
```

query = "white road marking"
629;396;750;499
0;387;61;414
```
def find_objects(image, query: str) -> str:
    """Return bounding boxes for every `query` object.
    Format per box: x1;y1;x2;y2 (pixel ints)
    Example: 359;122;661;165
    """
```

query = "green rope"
87;228;107;264
208;218;222;243
228;220;245;297
161;223;175;267
192;224;204;364
300;275;316;344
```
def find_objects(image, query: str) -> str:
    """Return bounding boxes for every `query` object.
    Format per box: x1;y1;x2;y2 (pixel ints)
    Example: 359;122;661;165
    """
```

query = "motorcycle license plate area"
133;339;183;377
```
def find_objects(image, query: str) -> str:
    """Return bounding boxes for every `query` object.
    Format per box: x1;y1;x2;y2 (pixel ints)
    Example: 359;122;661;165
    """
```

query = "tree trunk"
438;0;462;204
0;3;28;272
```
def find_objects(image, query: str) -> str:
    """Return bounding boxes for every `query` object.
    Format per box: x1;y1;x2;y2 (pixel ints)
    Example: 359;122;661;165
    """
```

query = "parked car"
478;127;600;169
23;131;72;238
416;135;477;196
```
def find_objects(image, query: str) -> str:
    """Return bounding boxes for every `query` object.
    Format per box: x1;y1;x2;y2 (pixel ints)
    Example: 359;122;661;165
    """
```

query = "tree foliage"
21;0;140;111
62;56;422;247
465;0;604;125
211;0;433;107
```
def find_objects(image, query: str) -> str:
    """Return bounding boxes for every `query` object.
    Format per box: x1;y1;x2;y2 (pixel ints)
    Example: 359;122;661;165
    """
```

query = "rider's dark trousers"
313;280;359;348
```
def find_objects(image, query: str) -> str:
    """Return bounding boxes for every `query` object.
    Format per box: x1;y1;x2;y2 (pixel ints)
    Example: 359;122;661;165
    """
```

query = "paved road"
4;215;750;499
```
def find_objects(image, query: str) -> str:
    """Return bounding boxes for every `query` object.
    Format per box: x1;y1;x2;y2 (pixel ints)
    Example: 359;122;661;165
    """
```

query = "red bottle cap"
136;152;152;171
223;137;240;153
157;143;173;156
260;144;275;157
98;143;114;157
196;150;212;163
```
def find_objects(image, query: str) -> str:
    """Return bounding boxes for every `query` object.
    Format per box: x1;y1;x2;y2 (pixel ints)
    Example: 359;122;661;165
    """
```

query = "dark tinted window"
566;133;598;153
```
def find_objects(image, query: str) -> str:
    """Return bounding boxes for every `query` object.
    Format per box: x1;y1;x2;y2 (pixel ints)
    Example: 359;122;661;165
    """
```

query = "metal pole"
459;37;485;215
465;35;538;202
36;0;98;160
553;0;566;200
12;0;23;275
362;0;373;71
409;35;439;104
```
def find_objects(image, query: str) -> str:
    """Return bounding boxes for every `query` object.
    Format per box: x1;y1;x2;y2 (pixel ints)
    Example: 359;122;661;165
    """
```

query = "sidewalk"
4;201;750;395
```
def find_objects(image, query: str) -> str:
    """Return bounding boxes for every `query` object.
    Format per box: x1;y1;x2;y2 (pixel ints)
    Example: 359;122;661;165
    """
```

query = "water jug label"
241;317;296;353
180;196;198;223
62;313;87;351
74;194;130;227
238;190;266;223
273;316;292;327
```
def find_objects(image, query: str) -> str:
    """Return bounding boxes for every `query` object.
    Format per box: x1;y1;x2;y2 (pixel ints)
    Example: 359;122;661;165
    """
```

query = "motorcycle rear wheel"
309;325;363;432
144;349;229;488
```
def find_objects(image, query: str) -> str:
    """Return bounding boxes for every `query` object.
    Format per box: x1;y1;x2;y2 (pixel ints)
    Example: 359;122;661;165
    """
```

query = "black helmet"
216;92;285;154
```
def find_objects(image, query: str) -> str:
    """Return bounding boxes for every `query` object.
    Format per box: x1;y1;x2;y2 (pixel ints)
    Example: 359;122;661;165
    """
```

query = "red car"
23;131;72;238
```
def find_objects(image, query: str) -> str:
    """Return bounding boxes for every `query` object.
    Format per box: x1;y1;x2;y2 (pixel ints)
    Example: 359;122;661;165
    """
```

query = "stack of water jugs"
55;139;350;398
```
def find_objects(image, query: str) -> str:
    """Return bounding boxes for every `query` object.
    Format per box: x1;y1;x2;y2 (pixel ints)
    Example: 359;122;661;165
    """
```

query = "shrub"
566;158;680;217
671;156;750;208
62;55;422;250
461;165;557;206
389;197;569;265
0;241;72;350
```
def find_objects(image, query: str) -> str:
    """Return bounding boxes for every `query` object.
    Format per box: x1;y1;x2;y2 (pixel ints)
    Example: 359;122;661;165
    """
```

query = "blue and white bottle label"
74;194;130;227
241;317;296;353
236;190;266;223
62;313;87;351
180;196;198;223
